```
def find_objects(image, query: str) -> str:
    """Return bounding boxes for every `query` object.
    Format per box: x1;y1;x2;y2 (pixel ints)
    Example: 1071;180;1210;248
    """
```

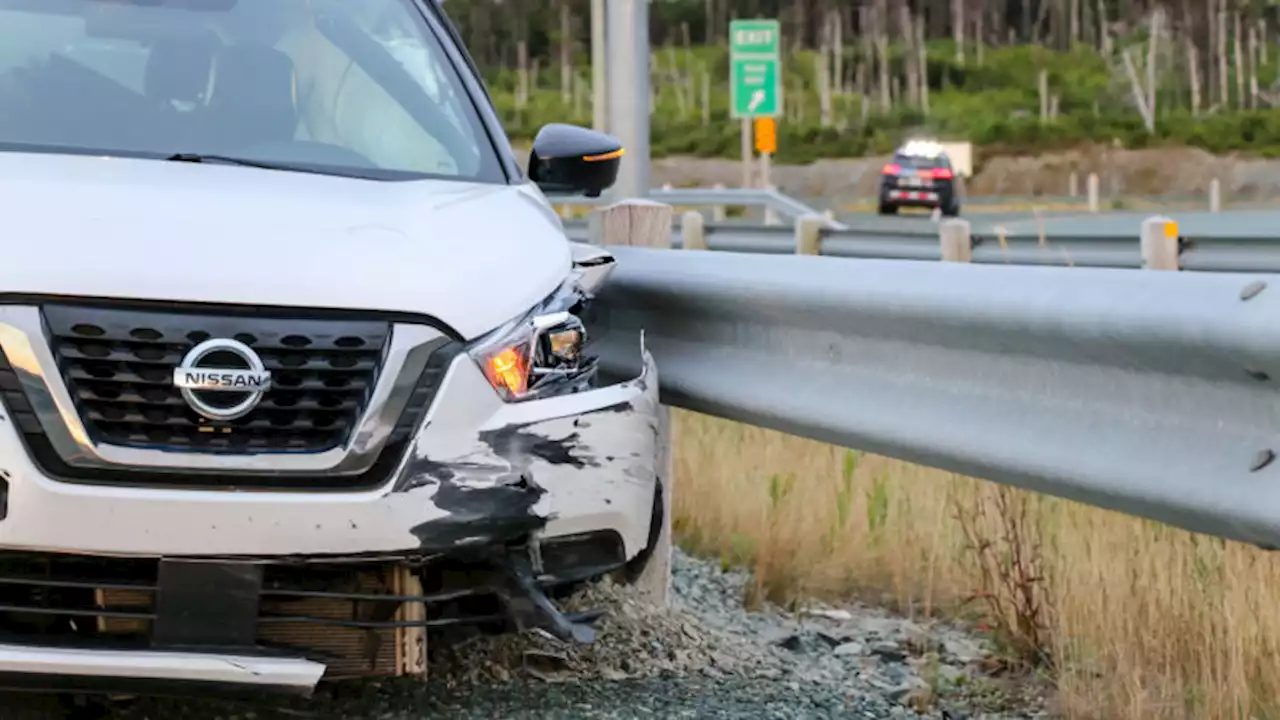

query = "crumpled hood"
0;152;571;340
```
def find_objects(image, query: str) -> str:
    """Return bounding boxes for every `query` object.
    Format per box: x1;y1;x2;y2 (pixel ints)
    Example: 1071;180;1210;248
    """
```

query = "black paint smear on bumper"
409;475;548;553
478;427;600;469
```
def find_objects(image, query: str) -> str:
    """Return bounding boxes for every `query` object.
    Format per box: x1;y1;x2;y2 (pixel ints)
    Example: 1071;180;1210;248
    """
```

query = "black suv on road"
877;141;962;217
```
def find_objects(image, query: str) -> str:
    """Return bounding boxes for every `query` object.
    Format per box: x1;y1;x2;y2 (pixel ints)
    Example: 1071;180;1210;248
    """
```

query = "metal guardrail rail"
592;247;1280;550
561;216;1280;273
550;187;848;230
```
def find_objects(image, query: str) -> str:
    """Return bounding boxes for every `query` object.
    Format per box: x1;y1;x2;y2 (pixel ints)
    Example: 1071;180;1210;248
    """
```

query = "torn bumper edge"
0;644;325;696
0;333;661;560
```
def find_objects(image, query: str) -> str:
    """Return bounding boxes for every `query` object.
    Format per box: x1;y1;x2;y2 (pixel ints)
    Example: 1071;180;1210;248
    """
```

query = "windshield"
0;0;502;181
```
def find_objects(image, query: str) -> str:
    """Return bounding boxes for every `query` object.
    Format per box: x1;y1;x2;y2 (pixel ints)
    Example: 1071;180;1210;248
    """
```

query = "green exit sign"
729;18;782;119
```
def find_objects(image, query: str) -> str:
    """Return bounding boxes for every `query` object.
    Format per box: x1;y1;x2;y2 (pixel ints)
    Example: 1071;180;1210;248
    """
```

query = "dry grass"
672;410;1280;719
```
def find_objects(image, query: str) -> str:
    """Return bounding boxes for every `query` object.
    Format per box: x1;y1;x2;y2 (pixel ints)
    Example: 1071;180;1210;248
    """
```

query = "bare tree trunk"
875;0;891;110
817;48;832;126
1146;8;1160;119
831;10;844;95
516;40;529;110
975;4;984;66
1039;69;1047;121
559;2;572;104
1249;23;1259;109
1070;0;1080;46
1122;48;1156;131
1234;8;1245;110
917;13;929;114
1218;1;1230;108
953;0;965;65
900;3;918;106
1096;0;1111;55
1187;38;1202;115
1262;17;1269;66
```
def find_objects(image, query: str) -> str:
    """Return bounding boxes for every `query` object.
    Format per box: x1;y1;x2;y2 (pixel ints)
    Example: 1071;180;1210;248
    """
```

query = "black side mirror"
527;123;623;198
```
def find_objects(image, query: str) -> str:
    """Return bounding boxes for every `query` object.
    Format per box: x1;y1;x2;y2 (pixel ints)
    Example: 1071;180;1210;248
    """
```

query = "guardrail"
562;212;1280;273
550;186;848;231
590;199;1280;551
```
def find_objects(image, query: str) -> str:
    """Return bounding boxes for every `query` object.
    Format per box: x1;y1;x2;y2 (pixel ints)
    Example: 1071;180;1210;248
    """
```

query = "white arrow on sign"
747;89;766;112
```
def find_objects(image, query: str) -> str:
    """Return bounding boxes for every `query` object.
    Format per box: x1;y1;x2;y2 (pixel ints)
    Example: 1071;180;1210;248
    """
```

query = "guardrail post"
601;198;674;249
940;218;973;262
1068;171;1079;197
795;214;824;255
764;185;781;226
681;210;707;250
1087;172;1100;213
1209;178;1221;213
711;183;727;221
1140;216;1180;271
600;197;674;609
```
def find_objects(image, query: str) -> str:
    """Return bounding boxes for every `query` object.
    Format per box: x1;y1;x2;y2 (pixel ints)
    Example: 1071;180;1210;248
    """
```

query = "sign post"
730;19;782;221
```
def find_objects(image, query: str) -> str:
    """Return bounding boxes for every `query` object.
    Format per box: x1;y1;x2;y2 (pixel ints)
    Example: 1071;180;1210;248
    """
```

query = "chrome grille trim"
0;305;449;476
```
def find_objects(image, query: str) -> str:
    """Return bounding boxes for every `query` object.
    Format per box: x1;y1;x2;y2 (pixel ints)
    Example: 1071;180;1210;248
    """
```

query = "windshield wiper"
164;152;337;177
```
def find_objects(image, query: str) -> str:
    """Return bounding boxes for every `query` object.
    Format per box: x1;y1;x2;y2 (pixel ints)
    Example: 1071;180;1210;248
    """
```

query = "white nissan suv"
0;0;665;713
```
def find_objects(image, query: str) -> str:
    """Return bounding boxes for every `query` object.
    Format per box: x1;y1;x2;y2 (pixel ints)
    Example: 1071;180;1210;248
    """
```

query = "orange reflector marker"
485;348;528;397
1163;220;1179;238
582;148;625;162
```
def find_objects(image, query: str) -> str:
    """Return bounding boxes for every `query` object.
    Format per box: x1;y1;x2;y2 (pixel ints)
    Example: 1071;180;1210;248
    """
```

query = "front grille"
44;305;390;453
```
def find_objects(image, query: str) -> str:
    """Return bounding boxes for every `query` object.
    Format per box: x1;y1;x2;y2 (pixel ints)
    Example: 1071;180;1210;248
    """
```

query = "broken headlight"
468;281;597;402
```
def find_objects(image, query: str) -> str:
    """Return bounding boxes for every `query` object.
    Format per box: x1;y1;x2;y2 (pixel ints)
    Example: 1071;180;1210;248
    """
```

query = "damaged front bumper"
0;338;661;560
0;337;661;694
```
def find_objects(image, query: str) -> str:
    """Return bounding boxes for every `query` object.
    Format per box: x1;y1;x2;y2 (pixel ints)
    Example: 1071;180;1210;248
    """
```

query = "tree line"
444;1;1280;161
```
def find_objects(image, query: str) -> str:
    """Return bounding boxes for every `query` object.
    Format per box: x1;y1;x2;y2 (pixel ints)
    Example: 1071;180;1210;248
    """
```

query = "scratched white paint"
0;345;660;559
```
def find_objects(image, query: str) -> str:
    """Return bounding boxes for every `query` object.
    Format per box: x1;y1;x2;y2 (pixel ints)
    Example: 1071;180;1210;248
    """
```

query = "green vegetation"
485;42;1280;164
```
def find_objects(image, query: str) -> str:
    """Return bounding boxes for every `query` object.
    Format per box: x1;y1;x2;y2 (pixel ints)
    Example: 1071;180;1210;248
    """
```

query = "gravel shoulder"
102;550;1053;719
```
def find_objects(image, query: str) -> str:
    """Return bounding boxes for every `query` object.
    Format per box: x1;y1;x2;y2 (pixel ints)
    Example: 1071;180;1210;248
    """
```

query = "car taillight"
882;163;901;175
931;168;954;179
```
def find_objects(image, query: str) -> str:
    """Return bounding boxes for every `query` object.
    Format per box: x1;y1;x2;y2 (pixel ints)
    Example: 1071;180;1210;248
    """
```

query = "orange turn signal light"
483;347;529;397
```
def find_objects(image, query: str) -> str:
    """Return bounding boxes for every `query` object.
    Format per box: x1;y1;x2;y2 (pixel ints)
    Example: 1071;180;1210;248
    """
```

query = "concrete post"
1209;178;1221;213
1068;171;1079;197
1087;173;1100;213
1140;216;1180;271
940;218;973;262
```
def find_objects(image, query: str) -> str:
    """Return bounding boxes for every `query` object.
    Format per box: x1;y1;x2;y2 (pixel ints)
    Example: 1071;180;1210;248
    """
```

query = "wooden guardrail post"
681;210;707;250
795;214;824;255
601;198;674;249
1209;178;1222;213
1140;216;1180;271
1087;173;1100;213
940;218;973;263
599;198;674;608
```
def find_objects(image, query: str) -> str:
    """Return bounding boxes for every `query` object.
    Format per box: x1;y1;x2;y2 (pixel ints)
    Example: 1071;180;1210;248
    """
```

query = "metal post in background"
605;0;650;202
740;118;752;188
591;0;607;132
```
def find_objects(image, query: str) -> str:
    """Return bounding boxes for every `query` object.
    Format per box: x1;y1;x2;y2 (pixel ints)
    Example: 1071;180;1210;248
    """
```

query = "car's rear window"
893;153;948;169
